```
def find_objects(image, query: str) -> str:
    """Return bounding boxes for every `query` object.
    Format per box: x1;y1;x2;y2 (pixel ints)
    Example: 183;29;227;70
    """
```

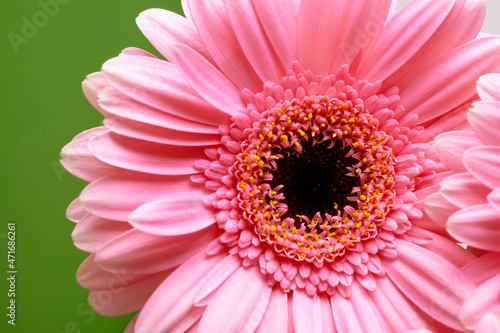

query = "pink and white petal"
77;254;149;291
440;172;490;207
95;226;218;275
89;132;205;176
296;0;339;76
432;131;482;173
79;172;193;221
383;0;486;90
82;72;109;116
252;0;300;70
102;55;230;126
119;47;156;58
170;43;245;116
97;86;220;134
383;239;475;331
476;313;500;333
72;214;132;253
135;251;226;333
357;0;455;83
224;0;285;83
464;146;500;190
371;277;437;332
136;9;211;62
103;115;220;147
468;101;500;145
61;134;122;182
256;287;289;333
460;275;500;330
461;252;500;285
293;289;323;333
197;265;272;333
477;73;500;101
89;270;170;316
447;204;500;252
129;191;215;236
422;232;475;269
71;126;109;142
424;192;460;229
331;281;387;333
400;36;500;125
188;0;263;92
66;197;87;223
332;0;392;70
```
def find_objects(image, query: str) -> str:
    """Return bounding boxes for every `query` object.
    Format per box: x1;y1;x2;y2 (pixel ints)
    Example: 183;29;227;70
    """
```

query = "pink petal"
440;172;490;207
330;281;387;333
82;72;109;116
464;146;500;190
296;0;339;76
461;252;500;285
424;192;460;229
419;103;472;143
103;115;221;146
129;191;215;236
79;172;193;221
447;204;500;252
72;214;132;253
61;131;121;182
224;0;285;83
101;55;230;126
460;274;500;329
88;132;204;176
252;0;300;70
383;239;475;331
89;270;170;316
124;313;139;333
256;287;289;333
197;266;272;333
422;232;475;269
358;0;454;83
488;187;500;213
476;313;500;333
476;73;500;101
95;226;218;275
170;43;245;116
468;101;500;145
134;251;226;333
136;9;212;62
187;0;262;92
66;197;87;223
293;289;323;333
432;131;482;173
319;294;336;333
119;47;156;58
400;36;500;125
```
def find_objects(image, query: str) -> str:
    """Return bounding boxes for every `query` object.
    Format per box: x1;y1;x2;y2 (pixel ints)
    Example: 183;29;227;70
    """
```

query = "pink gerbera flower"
62;0;500;332
426;73;500;332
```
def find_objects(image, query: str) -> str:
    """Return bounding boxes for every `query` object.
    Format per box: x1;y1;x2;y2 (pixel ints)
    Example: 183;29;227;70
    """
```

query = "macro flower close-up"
60;0;500;332
426;73;500;333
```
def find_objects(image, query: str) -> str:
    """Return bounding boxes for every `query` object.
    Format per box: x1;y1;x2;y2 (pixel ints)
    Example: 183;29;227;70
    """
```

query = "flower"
62;0;500;332
426;73;500;332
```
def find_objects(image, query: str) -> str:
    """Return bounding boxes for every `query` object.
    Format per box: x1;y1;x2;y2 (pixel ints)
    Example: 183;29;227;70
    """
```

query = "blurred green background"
0;0;180;332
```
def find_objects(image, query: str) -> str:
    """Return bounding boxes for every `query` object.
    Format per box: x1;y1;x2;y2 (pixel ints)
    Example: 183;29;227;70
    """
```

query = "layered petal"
440;172;490;207
463;146;500;190
460;275;500;329
432;131;482;173
468;101;500;145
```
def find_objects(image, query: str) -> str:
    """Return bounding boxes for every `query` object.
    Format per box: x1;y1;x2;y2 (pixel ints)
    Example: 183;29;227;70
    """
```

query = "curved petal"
461;252;500;285
447;204;500;252
440;172;490;208
88;132;205;176
134;251;227;333
72;214;132;253
256;287;289;333
432;131;481;173
296;0;339;75
476;313;500;333
418;102;472;143
188;0;263;92
136;9;212;62
463;146;500;190
476;73;500;101
488;187;500;213
468;101;500;145
79;172;193;221
424;192;460;229
171;43;245;116
129;191;215;236
293;289;322;333
102;55;230;126
95;226;218;275
383;239;475;331
197;265;272;333
82;72;109;116
66;197;87;223
119;47;156;58
460;275;500;330
422;232;475;269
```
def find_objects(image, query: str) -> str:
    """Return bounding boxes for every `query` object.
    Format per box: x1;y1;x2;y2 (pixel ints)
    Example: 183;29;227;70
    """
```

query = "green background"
0;0;181;332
